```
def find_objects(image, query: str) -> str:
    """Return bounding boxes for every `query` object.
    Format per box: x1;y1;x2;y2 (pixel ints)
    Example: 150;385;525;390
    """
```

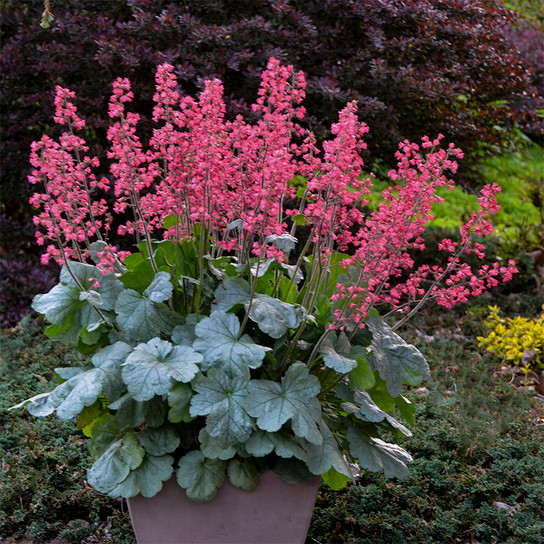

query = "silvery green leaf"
227;458;259;491
346;425;412;478
92;341;132;369
60;262;124;312
32;284;82;328
226;219;244;231
144;271;173;303
48;369;106;420
171;321;196;346
59;262;100;289
167;382;193;423
115;289;182;342
351;389;411;436
273;458;314;484
320;331;357;373
87;414;122;458
247;363;322;444
198;428;237;460
207;260;226;280
336;383;411;437
266;233;298;253
90;341;133;400
280;263;304;285
38;342;131;420
108;394;166;428
55;367;86;380
122;339;202;401
107;454;174;498
366;315;430;397
87;433;145;494
247;294;302;339
137;425;180;456
300;308;317;326
107;327;135;346
87;321;103;333
194;311;270;376
245;430;306;459
79;290;103;306
244;430;274;457
190;369;253;446
176;451;226;502
213;277;251;312
9;392;55;417
250;258;274;278
91;275;125;312
37;359;125;421
303;424;354;477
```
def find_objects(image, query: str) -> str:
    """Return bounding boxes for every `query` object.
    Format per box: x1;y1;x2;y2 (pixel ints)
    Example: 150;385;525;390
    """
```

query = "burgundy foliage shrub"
504;21;544;142
1;0;541;220
0;214;58;327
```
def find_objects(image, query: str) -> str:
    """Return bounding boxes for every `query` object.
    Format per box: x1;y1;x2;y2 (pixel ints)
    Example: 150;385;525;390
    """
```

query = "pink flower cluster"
29;86;110;265
29;58;517;325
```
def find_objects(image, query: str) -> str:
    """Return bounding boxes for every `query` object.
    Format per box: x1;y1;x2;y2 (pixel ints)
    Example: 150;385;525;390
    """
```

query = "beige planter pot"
127;471;321;544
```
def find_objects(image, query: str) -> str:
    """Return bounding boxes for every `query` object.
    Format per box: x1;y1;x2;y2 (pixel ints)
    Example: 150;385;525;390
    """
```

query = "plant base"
127;471;321;544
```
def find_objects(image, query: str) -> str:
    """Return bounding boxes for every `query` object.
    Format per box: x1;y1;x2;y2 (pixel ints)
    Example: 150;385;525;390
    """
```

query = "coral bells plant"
12;59;516;502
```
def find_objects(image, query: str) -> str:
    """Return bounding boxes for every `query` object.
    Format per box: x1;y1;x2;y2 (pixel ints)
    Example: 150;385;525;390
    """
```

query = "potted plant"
11;58;516;543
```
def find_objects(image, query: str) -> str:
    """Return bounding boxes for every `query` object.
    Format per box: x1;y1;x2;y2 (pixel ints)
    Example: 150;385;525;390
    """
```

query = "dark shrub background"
1;0;541;215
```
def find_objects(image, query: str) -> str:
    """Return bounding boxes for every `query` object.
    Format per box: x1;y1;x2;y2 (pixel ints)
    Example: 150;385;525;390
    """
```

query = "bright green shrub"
365;143;543;233
427;144;543;231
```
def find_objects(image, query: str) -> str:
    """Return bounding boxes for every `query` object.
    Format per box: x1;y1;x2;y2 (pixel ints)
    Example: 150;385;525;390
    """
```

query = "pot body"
127;471;321;544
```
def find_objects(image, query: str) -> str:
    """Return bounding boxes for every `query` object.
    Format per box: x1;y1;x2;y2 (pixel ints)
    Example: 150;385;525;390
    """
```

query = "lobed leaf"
143;271;173;303
115;287;182;343
247;363;322;444
303;424;354;477
176;451;226;502
167;382;193;423
108;393;167;429
247;294;302;339
121;338;202;401
339;386;412;437
107;454;174;498
137;425;180;456
213;277;251;312
87;413;123;458
320;331;358;373
87;433;145;494
189;369;254;446
367;315;430;397
227;458;259;491
198;428;237;460
194;311;270;377
245;430;306;459
346;425;412;479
